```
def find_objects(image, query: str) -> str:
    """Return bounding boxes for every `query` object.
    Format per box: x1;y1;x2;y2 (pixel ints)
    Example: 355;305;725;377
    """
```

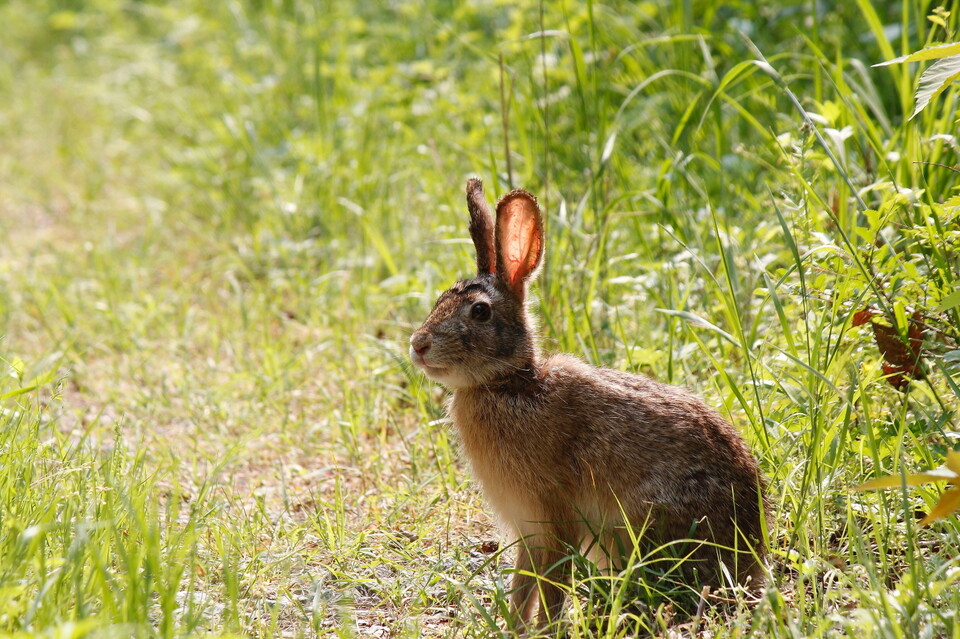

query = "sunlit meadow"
1;1;959;637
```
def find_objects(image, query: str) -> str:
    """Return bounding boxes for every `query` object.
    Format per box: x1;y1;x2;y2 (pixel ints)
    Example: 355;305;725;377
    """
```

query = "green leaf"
937;287;960;311
0;370;58;400
909;54;960;120
942;194;960;211
654;308;741;348
874;42;960;67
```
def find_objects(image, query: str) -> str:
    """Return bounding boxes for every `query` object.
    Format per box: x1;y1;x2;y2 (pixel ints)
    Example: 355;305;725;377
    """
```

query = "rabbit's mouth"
423;363;447;376
411;351;447;378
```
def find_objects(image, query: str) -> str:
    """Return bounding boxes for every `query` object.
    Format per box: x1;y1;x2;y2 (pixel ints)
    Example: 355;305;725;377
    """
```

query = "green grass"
1;0;960;637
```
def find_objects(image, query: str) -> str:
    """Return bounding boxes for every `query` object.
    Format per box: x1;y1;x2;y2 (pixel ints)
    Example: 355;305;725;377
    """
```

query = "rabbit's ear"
466;178;496;275
495;189;544;298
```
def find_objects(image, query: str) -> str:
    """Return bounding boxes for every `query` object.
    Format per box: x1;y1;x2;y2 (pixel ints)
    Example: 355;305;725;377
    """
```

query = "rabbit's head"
410;178;544;389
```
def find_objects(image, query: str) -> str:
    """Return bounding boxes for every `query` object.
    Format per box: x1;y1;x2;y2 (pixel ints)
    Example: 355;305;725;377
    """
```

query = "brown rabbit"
409;178;767;629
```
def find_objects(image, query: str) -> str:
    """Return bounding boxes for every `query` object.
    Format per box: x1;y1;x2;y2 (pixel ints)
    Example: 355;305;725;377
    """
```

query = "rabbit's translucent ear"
466;178;496;275
495;189;544;298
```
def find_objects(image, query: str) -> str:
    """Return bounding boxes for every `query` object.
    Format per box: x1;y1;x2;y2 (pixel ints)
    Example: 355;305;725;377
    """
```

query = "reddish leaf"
852;308;876;326
881;363;910;390
871;311;925;388
873;322;916;367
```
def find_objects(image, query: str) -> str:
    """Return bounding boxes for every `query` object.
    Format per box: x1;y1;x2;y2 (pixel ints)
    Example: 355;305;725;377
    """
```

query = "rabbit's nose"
411;332;432;356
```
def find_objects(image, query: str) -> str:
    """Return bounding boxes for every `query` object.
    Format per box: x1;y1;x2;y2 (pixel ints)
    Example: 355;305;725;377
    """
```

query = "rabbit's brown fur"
410;178;767;629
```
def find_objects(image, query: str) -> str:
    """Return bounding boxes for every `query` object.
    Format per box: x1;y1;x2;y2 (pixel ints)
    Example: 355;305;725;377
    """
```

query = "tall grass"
1;0;959;636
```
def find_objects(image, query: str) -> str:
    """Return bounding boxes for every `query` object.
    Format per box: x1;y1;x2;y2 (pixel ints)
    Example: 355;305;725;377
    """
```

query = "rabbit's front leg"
508;535;539;628
509;520;576;630
534;525;574;628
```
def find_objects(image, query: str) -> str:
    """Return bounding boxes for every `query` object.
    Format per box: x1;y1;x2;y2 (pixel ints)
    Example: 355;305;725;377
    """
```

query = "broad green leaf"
942;194;960;211
874;42;960;67
909;54;960;120
937;288;960;311
919;487;960;526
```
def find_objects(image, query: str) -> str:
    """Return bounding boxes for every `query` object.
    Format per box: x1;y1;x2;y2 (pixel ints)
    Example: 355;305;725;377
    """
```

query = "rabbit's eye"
470;302;491;322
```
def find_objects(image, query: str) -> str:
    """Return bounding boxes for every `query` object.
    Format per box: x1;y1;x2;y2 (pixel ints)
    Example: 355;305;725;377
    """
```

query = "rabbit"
409;178;768;629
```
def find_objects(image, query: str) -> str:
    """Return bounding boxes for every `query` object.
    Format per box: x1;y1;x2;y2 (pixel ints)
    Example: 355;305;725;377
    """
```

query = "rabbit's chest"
451;390;551;457
450;391;566;501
